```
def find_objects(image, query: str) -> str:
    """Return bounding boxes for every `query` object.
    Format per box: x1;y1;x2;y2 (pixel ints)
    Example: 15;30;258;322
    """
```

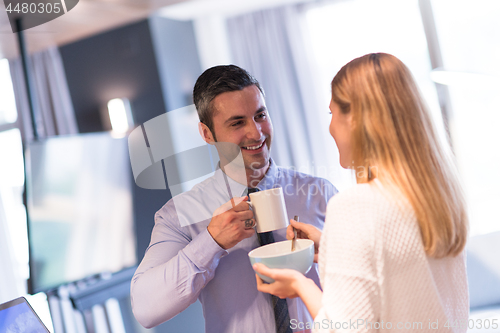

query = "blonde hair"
331;53;468;258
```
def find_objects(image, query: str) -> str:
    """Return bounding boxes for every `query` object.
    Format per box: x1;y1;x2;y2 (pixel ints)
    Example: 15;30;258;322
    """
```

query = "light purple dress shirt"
131;159;337;332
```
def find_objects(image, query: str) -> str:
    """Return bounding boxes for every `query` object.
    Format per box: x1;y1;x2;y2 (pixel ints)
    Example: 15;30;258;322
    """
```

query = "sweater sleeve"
313;188;381;333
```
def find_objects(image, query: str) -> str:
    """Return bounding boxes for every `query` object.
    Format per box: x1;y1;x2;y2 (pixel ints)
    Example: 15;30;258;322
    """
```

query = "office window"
304;0;446;190
432;0;500;236
0;59;18;126
0;59;28;301
0;128;28;275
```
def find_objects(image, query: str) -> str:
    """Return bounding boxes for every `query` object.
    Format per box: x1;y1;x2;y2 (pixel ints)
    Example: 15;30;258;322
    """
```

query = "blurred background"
0;0;499;332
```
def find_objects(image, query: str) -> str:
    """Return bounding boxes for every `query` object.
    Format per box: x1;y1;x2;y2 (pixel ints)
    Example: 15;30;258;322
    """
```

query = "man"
131;65;337;333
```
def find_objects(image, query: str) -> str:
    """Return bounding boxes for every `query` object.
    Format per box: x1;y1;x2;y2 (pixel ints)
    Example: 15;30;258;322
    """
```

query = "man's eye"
256;113;267;119
232;121;243;127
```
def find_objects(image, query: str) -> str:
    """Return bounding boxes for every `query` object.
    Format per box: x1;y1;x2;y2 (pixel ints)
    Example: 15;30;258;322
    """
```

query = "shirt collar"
255;158;279;191
213;158;279;197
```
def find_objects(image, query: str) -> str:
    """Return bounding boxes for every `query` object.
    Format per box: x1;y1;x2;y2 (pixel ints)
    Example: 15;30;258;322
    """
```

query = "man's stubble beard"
211;127;271;174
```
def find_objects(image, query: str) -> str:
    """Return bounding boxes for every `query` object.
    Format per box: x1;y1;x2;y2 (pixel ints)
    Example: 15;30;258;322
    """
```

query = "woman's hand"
254;263;324;319
253;263;307;299
286;219;322;263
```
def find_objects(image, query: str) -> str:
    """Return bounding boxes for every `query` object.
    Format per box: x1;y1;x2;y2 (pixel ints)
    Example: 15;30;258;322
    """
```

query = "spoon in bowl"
291;215;299;252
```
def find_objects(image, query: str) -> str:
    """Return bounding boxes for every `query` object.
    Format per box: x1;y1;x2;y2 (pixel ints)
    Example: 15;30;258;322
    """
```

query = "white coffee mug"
248;187;289;233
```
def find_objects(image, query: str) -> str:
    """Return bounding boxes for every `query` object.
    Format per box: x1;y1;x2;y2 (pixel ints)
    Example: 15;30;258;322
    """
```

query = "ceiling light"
107;98;133;135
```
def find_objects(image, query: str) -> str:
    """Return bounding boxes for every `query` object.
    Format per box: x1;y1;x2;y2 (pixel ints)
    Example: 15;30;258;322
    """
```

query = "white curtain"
9;46;78;141
226;5;339;178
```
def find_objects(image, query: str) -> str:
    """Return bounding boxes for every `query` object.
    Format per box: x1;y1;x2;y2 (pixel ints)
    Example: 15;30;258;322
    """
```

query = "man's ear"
199;122;215;144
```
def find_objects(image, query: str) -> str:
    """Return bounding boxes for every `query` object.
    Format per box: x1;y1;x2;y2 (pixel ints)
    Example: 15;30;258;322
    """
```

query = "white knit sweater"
313;180;469;333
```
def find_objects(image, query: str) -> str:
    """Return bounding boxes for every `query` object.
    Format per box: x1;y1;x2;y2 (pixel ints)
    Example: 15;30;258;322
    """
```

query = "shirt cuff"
182;228;228;271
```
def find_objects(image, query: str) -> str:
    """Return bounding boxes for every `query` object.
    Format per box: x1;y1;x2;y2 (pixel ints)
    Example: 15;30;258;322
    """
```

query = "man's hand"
207;196;255;249
286;219;322;263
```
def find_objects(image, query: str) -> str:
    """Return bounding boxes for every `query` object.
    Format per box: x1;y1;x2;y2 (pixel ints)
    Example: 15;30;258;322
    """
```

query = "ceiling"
0;0;185;59
0;0;310;60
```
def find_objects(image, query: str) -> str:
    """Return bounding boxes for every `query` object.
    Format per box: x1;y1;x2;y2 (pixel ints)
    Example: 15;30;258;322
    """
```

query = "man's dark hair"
193;65;264;137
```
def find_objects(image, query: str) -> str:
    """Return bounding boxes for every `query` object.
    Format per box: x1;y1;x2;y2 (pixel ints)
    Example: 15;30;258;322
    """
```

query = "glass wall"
0;59;28;303
304;0;446;190
304;0;500;237
432;0;500;236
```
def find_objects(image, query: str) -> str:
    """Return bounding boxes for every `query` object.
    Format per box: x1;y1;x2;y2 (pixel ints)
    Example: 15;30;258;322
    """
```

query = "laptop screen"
0;297;50;333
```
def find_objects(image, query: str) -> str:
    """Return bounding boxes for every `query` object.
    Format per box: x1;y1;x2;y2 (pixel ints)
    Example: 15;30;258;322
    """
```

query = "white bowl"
248;239;314;283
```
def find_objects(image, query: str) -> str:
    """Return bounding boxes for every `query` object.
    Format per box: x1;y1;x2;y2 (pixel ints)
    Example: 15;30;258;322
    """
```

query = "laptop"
0;297;50;333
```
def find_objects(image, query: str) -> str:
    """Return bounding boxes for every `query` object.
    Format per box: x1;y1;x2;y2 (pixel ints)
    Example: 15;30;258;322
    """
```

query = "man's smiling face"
207;85;273;174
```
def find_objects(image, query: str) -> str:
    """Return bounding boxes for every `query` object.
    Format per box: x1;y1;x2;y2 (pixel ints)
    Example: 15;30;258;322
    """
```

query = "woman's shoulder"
327;180;384;208
326;179;415;223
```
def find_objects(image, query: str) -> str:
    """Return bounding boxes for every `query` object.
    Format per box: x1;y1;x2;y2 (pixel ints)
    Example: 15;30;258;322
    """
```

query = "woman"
254;53;469;332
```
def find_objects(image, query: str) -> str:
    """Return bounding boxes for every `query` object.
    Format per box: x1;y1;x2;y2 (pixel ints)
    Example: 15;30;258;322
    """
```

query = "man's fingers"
233;197;250;212
243;227;256;238
234;195;248;204
235;210;254;221
213;196;246;217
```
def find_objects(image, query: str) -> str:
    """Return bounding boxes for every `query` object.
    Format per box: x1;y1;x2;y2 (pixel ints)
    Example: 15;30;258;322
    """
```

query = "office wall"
59;19;167;132
59;19;171;262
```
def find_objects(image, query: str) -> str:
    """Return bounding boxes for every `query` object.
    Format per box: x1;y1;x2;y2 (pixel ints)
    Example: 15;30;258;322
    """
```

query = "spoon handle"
291;215;299;251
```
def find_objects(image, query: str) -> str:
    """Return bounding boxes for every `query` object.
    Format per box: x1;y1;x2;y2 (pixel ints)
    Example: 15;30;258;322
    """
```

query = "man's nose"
246;121;262;141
